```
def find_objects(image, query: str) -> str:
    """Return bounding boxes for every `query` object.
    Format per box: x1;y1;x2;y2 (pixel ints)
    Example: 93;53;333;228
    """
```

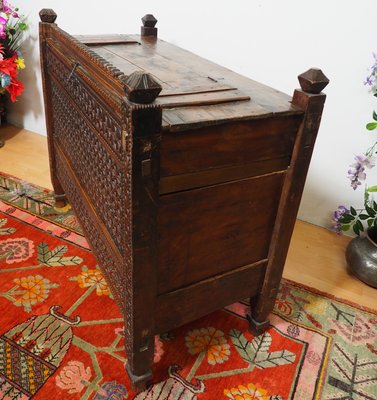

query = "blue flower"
0;73;11;88
93;381;128;400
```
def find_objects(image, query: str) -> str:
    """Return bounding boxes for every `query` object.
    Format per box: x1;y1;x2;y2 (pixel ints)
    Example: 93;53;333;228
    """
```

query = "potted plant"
333;53;377;287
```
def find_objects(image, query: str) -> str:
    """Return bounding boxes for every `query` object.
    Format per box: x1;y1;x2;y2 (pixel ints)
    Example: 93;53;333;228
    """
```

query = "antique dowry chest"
39;9;328;389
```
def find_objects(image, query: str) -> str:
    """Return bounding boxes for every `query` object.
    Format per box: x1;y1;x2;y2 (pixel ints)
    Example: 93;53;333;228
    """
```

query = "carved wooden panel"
47;51;127;256
46;44;124;158
43;36;136;366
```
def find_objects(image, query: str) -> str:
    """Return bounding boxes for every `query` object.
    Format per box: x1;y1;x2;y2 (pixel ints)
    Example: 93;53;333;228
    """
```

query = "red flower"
0;55;18;77
6;77;24;102
0;54;24;102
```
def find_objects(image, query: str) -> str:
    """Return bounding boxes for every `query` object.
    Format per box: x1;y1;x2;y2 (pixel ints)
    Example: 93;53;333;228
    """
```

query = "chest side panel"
155;117;302;327
43;37;132;311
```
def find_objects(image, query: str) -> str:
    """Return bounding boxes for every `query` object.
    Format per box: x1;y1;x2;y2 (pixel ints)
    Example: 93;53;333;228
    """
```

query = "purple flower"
364;53;377;88
365;75;375;86
347;155;375;190
332;205;350;233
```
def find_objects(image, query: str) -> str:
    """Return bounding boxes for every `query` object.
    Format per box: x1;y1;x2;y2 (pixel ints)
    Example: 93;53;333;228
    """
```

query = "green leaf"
229;329;255;363
373;201;377;210
365;205;376;217
250;332;272;354
0;219;15;236
18;22;28;31
0;228;16;235
366;122;377;130
353;224;360;235
359;214;370;220
339;214;355;223
37;242;50;263
37;242;82;266
367;186;377;193
350;207;357;216
373;111;377;121
368;219;374;227
48;245;68;259
356;220;364;232
47;256;83;267
340;224;351;231
254;349;296;369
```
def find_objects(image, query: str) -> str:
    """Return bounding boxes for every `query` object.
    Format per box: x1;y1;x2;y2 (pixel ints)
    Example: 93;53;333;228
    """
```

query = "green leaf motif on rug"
0;218;16;235
328;343;377;398
38;242;83;267
229;330;295;369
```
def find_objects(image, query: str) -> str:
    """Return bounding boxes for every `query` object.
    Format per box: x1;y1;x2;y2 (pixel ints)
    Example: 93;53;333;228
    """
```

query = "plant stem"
186;352;206;382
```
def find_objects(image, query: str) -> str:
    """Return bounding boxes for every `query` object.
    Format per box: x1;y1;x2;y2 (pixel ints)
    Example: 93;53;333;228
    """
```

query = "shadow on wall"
7;32;45;133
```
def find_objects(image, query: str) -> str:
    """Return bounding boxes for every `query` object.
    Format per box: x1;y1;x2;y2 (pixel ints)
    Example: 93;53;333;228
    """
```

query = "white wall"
9;0;377;231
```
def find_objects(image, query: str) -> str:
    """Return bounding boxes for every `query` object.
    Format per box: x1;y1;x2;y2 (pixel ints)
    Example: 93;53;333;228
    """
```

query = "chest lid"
75;33;302;131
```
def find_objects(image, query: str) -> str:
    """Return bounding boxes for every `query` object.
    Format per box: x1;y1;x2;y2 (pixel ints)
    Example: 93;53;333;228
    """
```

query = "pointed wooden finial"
39;9;57;23
123;71;162;104
141;14;158;37
298;68;329;94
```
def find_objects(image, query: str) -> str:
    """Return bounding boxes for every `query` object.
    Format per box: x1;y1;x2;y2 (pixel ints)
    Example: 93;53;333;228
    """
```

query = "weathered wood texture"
39;10;328;390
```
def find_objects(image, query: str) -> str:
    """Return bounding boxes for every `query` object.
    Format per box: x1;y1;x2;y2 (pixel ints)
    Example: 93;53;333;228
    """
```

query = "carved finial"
298;68;329;94
39;9;57;23
124;71;162;104
141;14;158;37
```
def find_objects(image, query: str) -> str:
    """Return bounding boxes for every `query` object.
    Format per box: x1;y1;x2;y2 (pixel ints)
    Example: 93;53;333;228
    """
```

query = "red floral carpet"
0;172;376;400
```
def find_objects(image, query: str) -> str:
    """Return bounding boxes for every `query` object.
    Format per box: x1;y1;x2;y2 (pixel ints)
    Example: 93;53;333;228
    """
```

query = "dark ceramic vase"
346;226;377;288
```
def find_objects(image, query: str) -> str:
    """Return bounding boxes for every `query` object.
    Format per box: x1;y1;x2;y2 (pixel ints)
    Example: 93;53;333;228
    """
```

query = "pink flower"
114;327;125;336
2;1;14;14
56;361;92;394
0;237;34;264
0;23;6;39
154;336;164;363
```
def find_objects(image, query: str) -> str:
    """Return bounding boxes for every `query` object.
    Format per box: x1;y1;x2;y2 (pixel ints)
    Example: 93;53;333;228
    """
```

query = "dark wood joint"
247;314;270;336
132;106;162;138
141;14;158;38
39;9;57;24
123;71;162;104
54;193;68;208
292;89;326;113
125;362;152;392
298;68;329;94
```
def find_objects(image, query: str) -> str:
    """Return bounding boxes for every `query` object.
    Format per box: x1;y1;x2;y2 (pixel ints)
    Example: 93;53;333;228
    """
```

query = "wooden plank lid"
75;33;303;130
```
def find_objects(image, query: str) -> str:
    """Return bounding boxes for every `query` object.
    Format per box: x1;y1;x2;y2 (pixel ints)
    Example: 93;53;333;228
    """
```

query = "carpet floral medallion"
0;172;376;400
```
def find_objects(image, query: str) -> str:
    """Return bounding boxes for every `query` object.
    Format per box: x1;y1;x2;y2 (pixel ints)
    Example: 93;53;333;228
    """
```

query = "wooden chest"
39;10;328;389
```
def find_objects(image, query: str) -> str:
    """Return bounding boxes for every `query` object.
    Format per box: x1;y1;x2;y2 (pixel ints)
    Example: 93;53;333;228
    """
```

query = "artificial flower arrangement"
333;54;377;235
0;0;27;102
